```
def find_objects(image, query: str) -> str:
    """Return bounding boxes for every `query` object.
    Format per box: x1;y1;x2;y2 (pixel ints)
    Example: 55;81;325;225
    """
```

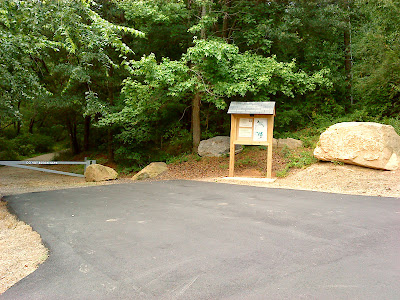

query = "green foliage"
382;117;400;135
277;147;317;177
165;153;202;165
353;0;400;117
0;133;54;159
166;153;191;164
235;157;258;167
2;0;399;170
0;137;18;160
101;37;330;161
117;0;191;60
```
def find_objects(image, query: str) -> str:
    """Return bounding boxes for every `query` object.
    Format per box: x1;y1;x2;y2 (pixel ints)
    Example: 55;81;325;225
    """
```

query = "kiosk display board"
227;102;276;178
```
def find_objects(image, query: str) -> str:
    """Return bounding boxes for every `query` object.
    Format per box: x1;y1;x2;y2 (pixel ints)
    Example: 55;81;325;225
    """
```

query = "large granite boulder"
84;164;118;182
132;162;168;180
314;122;400;170
198;136;243;157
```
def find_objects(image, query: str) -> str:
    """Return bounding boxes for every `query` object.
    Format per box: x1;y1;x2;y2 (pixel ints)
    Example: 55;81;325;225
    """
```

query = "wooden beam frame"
229;114;274;179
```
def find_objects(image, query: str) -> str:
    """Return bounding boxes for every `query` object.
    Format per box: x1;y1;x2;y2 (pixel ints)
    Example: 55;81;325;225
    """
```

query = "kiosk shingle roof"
227;101;275;115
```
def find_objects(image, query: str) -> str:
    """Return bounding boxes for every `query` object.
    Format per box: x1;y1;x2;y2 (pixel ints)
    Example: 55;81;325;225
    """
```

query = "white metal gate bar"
0;159;96;178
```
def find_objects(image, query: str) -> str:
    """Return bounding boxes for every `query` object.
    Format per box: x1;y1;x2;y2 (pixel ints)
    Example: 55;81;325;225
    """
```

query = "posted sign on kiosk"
227;101;276;178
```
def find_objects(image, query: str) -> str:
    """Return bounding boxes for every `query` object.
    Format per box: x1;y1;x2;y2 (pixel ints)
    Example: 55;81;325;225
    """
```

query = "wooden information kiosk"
227;101;276;179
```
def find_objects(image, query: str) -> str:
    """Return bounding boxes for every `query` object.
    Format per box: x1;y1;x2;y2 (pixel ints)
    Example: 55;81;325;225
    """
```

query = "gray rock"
84;164;118;182
276;138;303;150
132;162;168;181
198;136;243;157
314;122;400;170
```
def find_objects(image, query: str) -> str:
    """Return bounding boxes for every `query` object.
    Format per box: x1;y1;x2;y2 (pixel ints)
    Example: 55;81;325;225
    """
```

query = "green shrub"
0;137;19;160
13;133;54;156
382;117;400;135
166;153;190;164
0;133;54;159
277;148;317;177
235;157;258;167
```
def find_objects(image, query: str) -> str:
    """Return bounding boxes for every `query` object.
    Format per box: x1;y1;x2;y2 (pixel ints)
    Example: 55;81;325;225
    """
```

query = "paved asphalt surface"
3;180;399;299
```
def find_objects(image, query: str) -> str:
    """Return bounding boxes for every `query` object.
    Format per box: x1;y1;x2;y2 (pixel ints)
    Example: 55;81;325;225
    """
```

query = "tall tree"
353;0;400;117
0;0;143;154
100;38;330;160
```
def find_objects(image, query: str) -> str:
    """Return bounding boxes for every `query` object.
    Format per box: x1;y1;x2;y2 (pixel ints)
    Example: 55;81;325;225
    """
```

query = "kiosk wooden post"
227;102;276;179
229;115;237;177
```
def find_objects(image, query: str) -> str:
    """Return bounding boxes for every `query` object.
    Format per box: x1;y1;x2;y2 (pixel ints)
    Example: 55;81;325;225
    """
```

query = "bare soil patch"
158;147;288;180
157;147;400;198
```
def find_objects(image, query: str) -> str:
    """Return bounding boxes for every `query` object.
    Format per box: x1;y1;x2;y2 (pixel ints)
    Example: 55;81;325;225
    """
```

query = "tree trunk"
200;4;207;39
344;0;353;105
16;101;21;135
16;121;21;135
107;129;114;163
192;92;201;152
66;117;80;155
107;70;115;163
222;0;230;40
28;118;35;134
344;29;352;100
190;3;208;153
83;116;91;151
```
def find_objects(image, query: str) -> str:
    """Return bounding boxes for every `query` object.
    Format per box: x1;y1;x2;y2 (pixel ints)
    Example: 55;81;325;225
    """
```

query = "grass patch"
166;153;201;164
235;157;258;167
276;147;317;177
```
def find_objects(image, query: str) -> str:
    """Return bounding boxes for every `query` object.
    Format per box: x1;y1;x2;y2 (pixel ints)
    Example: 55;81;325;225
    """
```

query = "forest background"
1;0;399;173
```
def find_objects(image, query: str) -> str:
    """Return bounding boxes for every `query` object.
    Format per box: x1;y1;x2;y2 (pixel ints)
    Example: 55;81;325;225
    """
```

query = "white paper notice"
239;118;253;128
253;118;268;141
238;128;252;138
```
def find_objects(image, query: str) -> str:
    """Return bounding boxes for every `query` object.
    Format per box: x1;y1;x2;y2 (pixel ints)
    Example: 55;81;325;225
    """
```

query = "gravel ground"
211;162;400;198
3;149;398;198
0;150;399;294
0;202;48;294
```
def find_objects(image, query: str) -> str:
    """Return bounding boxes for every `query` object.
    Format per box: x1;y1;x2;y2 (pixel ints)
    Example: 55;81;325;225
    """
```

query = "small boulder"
132;162;168;180
198;136;243;157
84;164;118;182
314;122;400;170
276;138;303;150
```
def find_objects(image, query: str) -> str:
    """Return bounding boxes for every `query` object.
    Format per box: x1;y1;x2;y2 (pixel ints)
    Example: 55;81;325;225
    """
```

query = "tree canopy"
1;0;399;167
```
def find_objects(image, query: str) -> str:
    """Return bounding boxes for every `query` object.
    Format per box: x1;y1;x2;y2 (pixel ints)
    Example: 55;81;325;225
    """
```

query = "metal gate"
0;158;96;178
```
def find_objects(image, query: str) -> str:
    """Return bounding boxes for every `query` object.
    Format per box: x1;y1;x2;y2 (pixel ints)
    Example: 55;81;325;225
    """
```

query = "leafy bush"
382;117;400;135
277;147;317;177
0;133;55;159
13;133;54;155
0;137;19;160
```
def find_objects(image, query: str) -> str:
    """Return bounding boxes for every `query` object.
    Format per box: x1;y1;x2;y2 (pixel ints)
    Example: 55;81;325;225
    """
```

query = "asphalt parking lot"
3;180;400;299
